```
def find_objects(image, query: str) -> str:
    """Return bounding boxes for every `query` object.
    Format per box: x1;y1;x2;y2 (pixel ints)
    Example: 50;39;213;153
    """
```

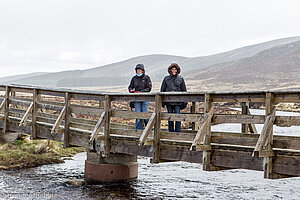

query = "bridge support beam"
84;151;138;184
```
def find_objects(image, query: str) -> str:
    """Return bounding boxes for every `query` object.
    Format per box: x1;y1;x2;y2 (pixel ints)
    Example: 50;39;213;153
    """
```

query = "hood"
135;64;145;73
168;63;181;75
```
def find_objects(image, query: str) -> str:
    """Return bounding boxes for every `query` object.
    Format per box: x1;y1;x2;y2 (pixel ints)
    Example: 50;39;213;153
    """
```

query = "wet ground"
1;109;300;199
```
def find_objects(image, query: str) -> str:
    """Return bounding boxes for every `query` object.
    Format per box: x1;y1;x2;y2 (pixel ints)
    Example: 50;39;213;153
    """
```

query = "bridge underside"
2;118;300;178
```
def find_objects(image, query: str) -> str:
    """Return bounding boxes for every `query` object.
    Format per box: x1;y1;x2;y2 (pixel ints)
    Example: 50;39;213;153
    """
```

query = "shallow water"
1;109;300;199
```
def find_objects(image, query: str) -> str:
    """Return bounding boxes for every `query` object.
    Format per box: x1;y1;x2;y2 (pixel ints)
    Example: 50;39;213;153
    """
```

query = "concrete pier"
84;152;138;183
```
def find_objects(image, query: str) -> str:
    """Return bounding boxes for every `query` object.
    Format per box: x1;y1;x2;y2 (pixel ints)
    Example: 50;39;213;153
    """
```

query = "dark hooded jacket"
160;63;187;108
128;65;152;93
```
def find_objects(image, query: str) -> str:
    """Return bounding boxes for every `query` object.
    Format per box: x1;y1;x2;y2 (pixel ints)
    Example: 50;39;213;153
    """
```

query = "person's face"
171;67;177;75
137;69;143;74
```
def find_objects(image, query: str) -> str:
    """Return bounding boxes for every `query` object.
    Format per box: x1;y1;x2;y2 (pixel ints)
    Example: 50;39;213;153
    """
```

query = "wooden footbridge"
1;84;300;182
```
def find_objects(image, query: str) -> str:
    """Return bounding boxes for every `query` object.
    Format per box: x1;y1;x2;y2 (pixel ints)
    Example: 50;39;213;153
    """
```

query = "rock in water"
66;179;86;186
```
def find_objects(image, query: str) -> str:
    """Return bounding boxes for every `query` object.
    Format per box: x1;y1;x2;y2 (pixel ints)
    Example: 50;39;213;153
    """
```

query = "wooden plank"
70;116;97;126
37;102;64;112
109;94;155;102
111;109;153;119
160;144;203;163
139;112;156;145
161;113;203;122
38;90;65;97
19;102;33;126
9;87;34;94
110;128;143;137
211;131;300;151
36;116;56;124
71;93;105;101
273;155;300;176
160;130;196;142
70;105;104;116
69;121;95;131
275;116;300;127
37;111;59;119
212;93;266;103
211;149;264;171
274;93;300;103
89;111;106;142
152;94;162;163
9;99;32;107
190;105;214;150
212;114;265;124
38;99;64;107
110;139;153;157
63;92;71;147
160;93;204;103
51;105;66;133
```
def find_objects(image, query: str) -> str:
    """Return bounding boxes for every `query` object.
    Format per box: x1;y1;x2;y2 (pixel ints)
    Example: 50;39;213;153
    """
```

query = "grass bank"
0;133;84;170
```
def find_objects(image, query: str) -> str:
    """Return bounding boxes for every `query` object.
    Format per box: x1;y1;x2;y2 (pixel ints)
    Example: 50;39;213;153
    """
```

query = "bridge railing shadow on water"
1;84;300;182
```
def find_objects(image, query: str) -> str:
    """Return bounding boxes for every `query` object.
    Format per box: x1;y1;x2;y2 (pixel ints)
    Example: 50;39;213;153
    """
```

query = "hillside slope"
2;36;300;88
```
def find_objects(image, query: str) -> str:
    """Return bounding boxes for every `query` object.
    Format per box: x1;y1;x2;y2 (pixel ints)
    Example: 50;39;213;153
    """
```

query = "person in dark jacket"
128;64;152;130
160;63;187;132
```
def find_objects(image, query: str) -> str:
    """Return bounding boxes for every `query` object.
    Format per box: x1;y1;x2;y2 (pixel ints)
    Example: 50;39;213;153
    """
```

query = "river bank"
0;133;84;170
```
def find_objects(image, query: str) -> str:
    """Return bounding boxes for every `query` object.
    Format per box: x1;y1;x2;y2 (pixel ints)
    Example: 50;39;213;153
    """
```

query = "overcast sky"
0;0;299;78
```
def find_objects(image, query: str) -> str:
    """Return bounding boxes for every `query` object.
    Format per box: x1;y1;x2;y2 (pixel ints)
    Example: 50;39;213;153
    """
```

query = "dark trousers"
166;105;181;132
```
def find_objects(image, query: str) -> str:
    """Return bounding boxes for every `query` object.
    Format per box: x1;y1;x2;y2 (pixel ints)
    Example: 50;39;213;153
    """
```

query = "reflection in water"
1;109;300;199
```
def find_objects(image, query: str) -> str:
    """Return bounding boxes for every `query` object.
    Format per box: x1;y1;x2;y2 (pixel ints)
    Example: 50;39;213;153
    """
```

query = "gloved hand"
130;90;135;93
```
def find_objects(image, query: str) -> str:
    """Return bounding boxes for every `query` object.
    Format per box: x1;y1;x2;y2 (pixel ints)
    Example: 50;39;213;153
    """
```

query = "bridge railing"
1;84;300;178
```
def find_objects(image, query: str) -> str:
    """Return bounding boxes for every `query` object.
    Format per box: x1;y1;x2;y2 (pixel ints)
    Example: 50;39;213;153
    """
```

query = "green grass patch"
0;134;84;170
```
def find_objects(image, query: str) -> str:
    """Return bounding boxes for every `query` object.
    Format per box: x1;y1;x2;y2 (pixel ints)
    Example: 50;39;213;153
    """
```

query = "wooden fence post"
2;86;9;134
152;94;162;163
241;102;249;134
203;93;212;171
31;89;38;139
264;92;275;178
192;102;199;131
63;92;71;147
104;95;111;157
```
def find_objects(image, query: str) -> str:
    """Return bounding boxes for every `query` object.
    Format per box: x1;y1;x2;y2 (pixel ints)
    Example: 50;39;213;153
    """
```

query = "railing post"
241;102;249;134
104;95;111;157
2;86;9;134
203;93;212;171
31;89;38;139
192;102;199;131
63;92;71;147
264;92;275;178
152;94;162;163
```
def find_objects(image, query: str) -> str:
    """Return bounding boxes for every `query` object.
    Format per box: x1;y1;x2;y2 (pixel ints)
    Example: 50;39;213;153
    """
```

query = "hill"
1;36;300;89
186;40;300;91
